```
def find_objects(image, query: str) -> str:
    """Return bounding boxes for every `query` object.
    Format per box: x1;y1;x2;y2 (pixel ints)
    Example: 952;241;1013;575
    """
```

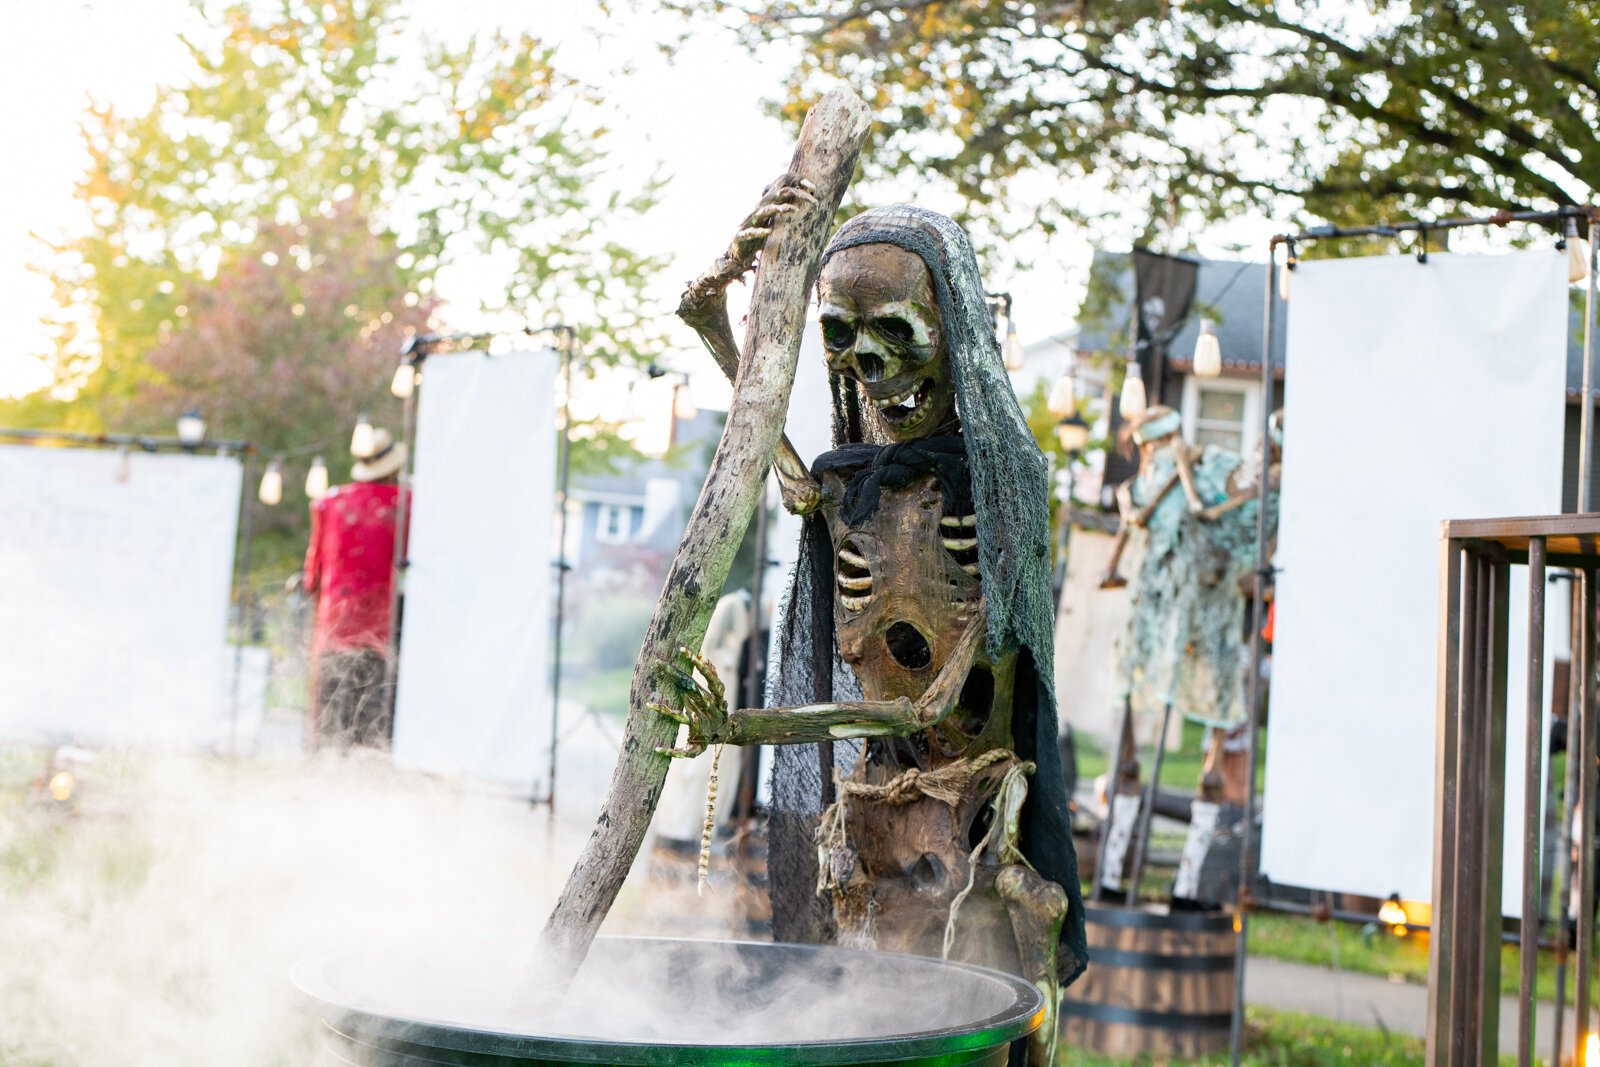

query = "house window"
1194;387;1246;451
595;503;633;544
1181;375;1259;456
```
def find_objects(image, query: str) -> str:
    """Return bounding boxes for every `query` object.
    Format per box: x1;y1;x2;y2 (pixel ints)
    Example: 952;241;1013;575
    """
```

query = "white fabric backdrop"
392;349;560;791
0;444;241;747
1260;250;1567;910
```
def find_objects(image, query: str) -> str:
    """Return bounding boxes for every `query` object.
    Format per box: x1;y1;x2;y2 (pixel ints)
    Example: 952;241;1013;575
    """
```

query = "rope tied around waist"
814;748;1034;895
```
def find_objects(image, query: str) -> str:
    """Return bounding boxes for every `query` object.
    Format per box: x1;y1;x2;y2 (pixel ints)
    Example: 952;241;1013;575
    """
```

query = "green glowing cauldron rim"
292;935;1045;1065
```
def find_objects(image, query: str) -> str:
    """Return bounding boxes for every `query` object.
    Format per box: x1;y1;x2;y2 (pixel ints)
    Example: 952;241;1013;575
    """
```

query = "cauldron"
293;936;1044;1065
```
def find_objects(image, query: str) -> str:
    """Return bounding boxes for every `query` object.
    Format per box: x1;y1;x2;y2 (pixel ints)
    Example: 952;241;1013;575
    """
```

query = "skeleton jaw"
869;377;936;432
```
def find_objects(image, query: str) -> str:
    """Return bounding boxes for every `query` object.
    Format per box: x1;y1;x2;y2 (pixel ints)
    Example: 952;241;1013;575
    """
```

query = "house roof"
1077;248;1600;394
1075;250;1287;376
571;409;726;499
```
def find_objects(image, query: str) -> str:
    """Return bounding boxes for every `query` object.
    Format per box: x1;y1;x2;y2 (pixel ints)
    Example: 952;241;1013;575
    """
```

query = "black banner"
1133;248;1200;404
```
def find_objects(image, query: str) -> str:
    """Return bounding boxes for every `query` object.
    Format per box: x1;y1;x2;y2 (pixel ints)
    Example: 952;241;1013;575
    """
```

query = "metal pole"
1581;214;1597;514
384;360;419;727
227;448;257;757
548;326;576;814
1520;538;1547;1067
1556;576;1581;1065
1228;238;1279;1067
1126;700;1173;901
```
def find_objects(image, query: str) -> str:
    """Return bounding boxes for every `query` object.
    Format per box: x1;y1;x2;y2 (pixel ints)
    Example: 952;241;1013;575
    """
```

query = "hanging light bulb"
1003;319;1025;372
350;414;375;458
673;381;698;421
304;455;329;500
1120;362;1147;420
258;458;284;506
390;362;417;399
1047;373;1075;417
1567;217;1591;285
1193;318;1223;378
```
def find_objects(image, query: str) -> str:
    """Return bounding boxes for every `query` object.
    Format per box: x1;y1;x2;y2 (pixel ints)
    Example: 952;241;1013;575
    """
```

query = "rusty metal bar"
1520;538;1547;1067
1428;537;1465;1065
1578;567;1598;1058
1556;577;1582;1065
1452;548;1484;1065
1481;555;1511;1063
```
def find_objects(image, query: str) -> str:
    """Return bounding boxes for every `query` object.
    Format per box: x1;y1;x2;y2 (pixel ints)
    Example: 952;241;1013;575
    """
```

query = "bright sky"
0;0;1275;408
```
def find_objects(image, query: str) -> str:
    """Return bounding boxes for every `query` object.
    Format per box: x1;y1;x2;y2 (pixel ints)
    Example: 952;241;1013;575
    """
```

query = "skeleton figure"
664;191;1085;1065
1108;405;1278;730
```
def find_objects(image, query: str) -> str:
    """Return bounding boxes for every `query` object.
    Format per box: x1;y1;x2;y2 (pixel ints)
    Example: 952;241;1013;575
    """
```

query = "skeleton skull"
818;244;956;441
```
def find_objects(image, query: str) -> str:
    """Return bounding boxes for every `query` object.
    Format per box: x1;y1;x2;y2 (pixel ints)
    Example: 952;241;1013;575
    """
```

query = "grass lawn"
1066;1005;1510;1066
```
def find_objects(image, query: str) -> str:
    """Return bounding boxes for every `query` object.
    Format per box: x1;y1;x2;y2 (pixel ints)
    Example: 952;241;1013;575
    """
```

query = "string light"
390;363;417;399
1120;363;1147;420
1193;318;1222;378
350;414;375;458
258;458;284;506
1567;217;1590;285
1047;373;1075;417
304;456;329;500
176;408;206;447
1003;318;1025;372
673;382;698;421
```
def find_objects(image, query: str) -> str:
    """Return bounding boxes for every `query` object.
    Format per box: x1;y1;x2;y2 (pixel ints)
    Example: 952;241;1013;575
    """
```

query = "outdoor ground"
0;743;1570;1066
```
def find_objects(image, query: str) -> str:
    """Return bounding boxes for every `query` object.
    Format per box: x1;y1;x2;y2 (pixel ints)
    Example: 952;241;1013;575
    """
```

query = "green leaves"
19;0;667;438
674;0;1600;247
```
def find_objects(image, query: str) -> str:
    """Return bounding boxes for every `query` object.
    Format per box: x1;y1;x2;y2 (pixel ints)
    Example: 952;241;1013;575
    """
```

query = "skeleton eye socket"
871;316;916;346
821;318;856;352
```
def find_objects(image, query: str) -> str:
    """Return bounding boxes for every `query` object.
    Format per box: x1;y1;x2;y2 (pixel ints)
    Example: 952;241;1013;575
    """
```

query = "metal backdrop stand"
1227;205;1598;1067
0;426;257;754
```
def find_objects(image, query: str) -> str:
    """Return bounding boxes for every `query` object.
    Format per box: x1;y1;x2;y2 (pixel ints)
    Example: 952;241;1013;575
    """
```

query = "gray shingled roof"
1077;248;1598;393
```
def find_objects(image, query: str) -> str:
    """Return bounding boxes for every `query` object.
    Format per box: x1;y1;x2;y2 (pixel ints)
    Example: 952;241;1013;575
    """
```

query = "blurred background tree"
666;1;1600;246
10;0;666;446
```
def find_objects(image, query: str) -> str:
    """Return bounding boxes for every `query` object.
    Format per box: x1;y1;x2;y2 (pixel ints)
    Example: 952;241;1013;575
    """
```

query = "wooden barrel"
1060;905;1237;1059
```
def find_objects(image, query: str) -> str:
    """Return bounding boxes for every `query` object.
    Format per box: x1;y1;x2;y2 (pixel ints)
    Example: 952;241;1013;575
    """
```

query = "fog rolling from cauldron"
306;936;1020;1045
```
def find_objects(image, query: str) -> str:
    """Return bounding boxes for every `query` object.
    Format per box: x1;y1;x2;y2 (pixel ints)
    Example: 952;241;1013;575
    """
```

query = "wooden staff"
538;89;872;976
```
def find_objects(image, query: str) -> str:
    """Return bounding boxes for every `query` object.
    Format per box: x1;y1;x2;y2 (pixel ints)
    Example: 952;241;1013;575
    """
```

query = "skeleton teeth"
840;594;870;612
872;384;918;410
939;514;978;528
961;564;980;576
837;575;873;591
941;537;978;551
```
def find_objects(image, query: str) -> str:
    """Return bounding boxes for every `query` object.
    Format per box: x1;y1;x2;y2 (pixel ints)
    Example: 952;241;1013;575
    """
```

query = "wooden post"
538;89;871;975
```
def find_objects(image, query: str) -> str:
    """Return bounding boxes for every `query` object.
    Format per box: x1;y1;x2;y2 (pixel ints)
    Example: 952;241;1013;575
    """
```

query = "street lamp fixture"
305;455;329;500
176;408;206;447
1056;413;1091;454
258;457;284;506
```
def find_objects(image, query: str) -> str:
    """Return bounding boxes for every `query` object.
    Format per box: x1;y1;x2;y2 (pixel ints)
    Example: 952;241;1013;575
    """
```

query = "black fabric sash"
811;435;973;525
